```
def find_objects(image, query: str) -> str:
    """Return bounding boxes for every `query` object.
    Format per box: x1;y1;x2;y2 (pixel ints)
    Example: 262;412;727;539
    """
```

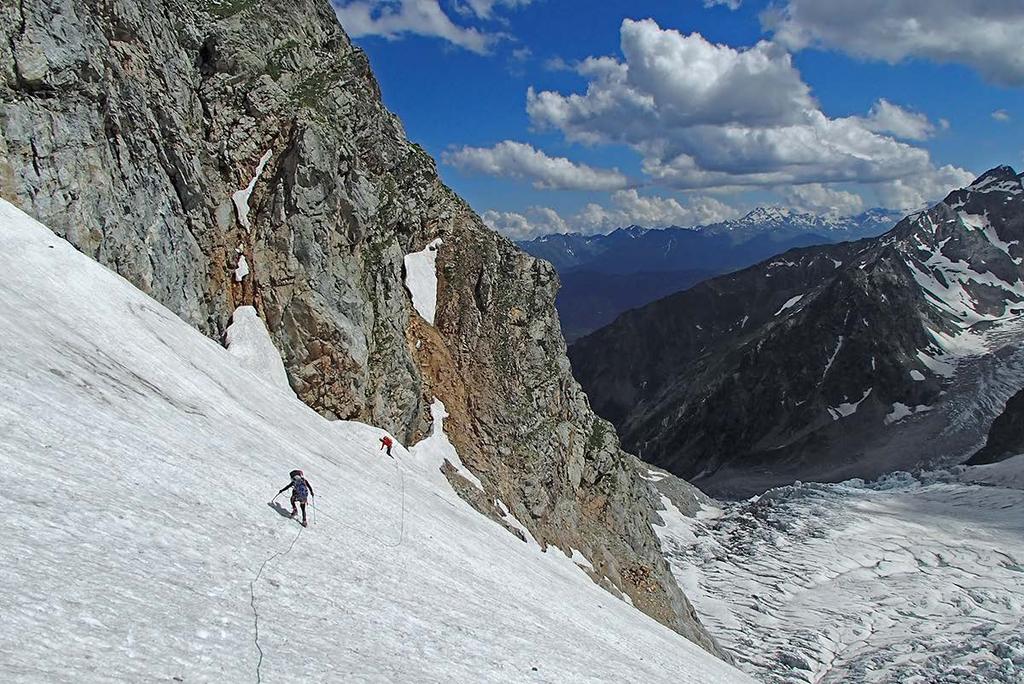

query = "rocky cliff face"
0;0;721;653
969;387;1024;465
571;167;1024;497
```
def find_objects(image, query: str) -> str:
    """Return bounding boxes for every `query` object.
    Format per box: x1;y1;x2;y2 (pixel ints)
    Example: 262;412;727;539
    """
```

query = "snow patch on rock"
233;254;249;282
884;402;933;425
404;238;443;325
828;387;872;420
409;398;483;491
773;294;804;316
231;149;272;231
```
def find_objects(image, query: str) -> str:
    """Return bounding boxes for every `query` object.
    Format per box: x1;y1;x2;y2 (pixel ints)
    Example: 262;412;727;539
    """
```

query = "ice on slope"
224;305;295;398
404;238;442;325
655;469;1024;683
968;170;1023;195
0;200;748;683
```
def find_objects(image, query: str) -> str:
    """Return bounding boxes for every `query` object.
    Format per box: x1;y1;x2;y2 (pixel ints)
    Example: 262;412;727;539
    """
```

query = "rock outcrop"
969;387;1024;464
0;0;722;653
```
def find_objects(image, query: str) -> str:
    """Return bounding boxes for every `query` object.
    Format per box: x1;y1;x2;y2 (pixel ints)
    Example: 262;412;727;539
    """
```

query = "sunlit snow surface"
656;468;1024;683
0;200;749;683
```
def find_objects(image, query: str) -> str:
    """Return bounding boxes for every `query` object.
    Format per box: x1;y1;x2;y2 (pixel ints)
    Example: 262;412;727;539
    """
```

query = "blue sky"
332;0;1024;238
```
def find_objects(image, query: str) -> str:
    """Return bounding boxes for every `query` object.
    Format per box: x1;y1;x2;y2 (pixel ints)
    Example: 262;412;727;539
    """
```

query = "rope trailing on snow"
315;459;406;548
247;454;404;683
249;524;303;684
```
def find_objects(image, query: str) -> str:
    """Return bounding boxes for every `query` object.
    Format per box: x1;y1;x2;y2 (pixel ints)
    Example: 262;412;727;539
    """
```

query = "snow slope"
224;305;295;398
0;200;748;683
655;468;1024;683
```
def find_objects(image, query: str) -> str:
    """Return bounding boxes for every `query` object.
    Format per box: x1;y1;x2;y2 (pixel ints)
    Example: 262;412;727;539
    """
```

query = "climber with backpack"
379;435;394;458
276;469;315;527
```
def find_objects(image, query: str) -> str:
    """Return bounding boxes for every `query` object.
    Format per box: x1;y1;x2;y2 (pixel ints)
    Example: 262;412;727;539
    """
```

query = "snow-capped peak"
967;165;1022;194
610;225;651;238
703;206;896;235
739;206;795;224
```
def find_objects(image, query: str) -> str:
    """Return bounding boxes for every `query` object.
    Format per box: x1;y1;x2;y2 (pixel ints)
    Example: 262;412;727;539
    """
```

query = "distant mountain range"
519;208;903;340
569;166;1024;497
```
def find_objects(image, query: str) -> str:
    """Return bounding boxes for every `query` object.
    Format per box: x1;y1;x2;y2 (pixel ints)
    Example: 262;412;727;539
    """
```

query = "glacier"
655;466;1024;683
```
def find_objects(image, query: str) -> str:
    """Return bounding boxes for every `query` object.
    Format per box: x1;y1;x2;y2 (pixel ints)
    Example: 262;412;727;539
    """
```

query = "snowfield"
655;468;1024;683
0;200;749;683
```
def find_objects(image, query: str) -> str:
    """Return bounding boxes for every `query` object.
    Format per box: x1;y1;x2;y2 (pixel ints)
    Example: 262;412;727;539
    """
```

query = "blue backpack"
292;477;309;499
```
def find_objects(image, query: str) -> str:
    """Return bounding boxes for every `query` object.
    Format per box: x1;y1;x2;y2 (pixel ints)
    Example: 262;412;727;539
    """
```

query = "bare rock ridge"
0;0;723;653
571;166;1024;497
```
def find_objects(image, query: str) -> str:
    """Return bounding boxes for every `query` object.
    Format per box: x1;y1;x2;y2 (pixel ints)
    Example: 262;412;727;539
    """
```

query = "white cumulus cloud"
783;184;865;216
875;164;977;212
992;109;1012;122
527;19;955;192
763;0;1024;86
482;190;741;239
528;22;816;137
453;0;533;20
334;0;499;53
443;141;631;190
859;99;937;141
482;207;570;240
704;0;742;9
576;190;741;231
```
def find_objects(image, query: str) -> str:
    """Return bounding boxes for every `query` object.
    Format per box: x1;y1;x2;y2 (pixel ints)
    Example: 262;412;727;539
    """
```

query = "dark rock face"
969;388;1024;464
0;0;723;652
571;167;1024;497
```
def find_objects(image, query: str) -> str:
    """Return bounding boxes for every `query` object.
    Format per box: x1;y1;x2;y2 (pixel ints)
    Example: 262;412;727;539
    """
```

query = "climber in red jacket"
379;435;394;458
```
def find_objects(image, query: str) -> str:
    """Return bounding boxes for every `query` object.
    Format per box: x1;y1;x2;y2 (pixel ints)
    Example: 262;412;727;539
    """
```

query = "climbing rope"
247;455;405;681
249;524;303;684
